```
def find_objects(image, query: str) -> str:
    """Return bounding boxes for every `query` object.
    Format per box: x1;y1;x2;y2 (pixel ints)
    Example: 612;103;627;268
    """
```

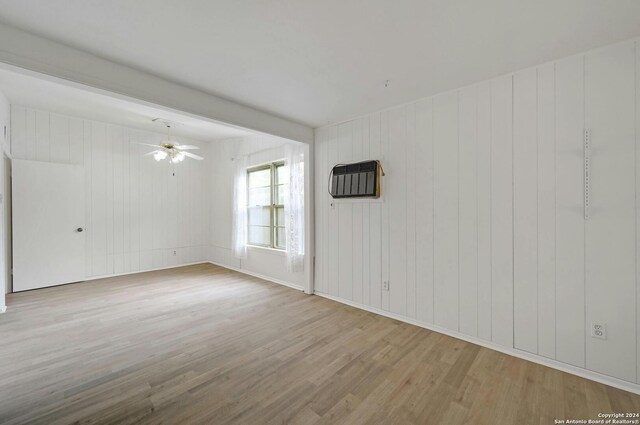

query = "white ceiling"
0;68;251;142
0;0;639;127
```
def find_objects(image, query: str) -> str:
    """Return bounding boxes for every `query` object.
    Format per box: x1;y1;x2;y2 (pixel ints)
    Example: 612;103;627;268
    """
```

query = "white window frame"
246;161;286;250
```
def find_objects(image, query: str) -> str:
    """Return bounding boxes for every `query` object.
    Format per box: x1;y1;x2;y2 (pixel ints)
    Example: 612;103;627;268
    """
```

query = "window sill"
247;245;287;256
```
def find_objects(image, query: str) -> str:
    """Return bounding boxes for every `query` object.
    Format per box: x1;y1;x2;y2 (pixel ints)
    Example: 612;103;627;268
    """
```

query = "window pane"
275;185;286;205
248;225;270;246
247;162;288;250
275;206;285;227
248;168;271;188
276;165;289;185
248;187;271;206
249;206;270;226
275;227;286;249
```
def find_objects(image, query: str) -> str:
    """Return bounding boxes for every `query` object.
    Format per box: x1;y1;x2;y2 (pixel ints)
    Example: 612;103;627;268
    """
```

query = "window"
247;162;288;249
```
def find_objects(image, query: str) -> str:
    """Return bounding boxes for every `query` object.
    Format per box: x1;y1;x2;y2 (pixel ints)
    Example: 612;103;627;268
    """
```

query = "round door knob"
77;227;84;232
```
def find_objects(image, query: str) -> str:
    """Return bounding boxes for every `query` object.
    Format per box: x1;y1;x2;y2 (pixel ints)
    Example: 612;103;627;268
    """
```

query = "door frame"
3;153;10;294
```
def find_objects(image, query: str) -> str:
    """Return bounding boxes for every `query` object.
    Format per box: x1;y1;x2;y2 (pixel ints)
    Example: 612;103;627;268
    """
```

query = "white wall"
0;90;8;311
11;106;211;280
209;135;307;290
314;38;640;389
8;106;310;298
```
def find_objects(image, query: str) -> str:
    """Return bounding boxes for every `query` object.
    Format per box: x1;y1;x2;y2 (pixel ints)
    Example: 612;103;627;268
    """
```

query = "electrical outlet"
172;250;177;256
382;281;389;291
591;323;607;340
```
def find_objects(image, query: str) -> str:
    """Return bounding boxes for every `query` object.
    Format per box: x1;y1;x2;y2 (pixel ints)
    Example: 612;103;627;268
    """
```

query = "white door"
12;159;85;291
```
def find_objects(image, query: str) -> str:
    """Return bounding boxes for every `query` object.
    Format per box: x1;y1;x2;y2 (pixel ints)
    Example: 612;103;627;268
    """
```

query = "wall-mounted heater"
329;160;384;198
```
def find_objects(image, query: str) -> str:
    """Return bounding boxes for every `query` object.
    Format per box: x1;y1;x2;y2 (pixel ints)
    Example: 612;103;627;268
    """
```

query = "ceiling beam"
0;23;313;144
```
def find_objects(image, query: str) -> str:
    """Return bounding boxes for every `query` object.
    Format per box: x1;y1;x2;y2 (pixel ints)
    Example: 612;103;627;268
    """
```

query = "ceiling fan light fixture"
138;119;204;164
154;150;168;161
171;152;185;163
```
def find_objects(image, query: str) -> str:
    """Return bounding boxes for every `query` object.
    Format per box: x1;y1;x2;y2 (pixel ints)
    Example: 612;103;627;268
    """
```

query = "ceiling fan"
138;120;204;163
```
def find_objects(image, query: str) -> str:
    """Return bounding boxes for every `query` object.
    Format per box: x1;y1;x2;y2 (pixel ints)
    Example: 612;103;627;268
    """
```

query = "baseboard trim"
315;291;640;395
0;305;6;314
84;261;210;282
207;261;304;292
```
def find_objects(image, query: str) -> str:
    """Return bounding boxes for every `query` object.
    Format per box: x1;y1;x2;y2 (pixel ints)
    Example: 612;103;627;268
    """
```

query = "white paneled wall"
0;91;8;307
315;39;640;387
555;54;585;369
11;107;210;279
584;42;636;382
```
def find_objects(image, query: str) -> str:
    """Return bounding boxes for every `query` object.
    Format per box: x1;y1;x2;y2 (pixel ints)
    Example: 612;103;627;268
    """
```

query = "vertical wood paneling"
320;128;329;295
91;122;108;276
406;104;417;319
195;157;205;259
637;40;640;385
151;132;164;268
83;120;92;276
129;133;141;272
458;85;479;337
69;117;84;165
167;168;178;265
352;202;363;303
369;203;382;308
10;106;27;159
362;116;371;306
313;38;640;386
361;201;370;304
35;110;50;162
352;118;364;304
49;114;69;164
190;158;198;256
326;125;339;296
388;107;407;316
537;62;556;359
338;122;353;300
555;55;585;368
105;126;115;274
369;113;382;310
433;92;459;330
139;131;153;270
122;131;131;273
113;126;124;274
318;132;328;292
490;75;514;347
513;68;539;354
314;128;324;294
35;111;51;161
415;98;434;324
177;144;187;260
10;107;212;279
26;109;36;160
338;202;353;299
476;81;493;341
381;111;390;311
584;41;636;382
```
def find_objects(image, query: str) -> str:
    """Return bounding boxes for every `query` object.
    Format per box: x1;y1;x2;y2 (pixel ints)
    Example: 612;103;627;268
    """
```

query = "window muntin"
247;162;287;249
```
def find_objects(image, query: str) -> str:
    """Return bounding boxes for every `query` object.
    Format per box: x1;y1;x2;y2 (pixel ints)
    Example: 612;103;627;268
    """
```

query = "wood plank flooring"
0;263;638;424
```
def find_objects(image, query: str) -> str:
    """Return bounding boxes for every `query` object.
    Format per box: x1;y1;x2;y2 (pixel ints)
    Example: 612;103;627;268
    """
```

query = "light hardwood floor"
0;263;638;424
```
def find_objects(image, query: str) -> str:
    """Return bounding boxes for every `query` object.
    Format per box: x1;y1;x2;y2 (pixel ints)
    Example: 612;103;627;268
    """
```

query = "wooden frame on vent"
329;160;383;199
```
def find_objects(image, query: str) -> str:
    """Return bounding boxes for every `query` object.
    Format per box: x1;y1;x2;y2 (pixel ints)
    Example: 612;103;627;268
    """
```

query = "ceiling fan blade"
143;150;160;156
182;151;204;160
133;142;162;148
174;145;199;150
